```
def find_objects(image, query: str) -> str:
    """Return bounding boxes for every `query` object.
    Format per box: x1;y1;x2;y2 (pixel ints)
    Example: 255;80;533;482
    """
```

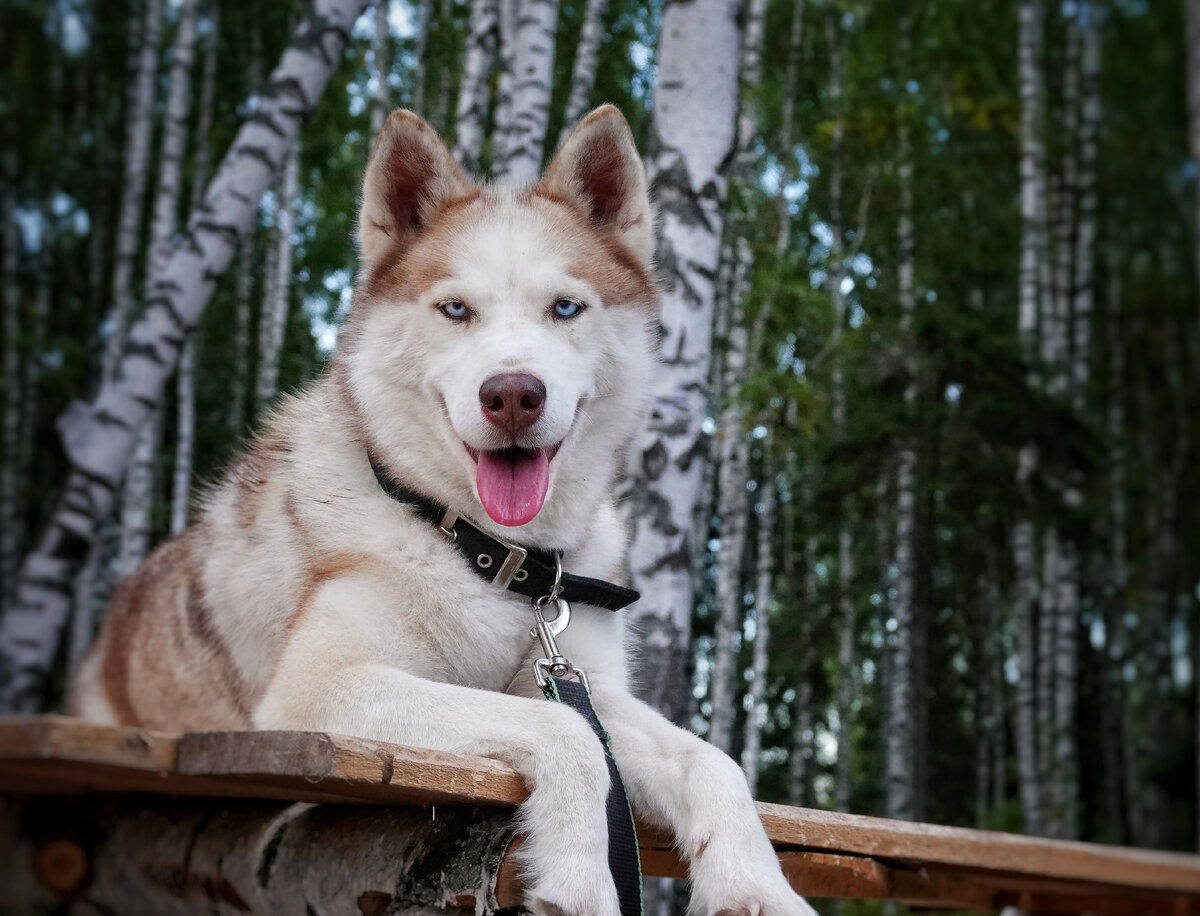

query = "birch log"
491;0;559;184
0;795;517;914
622;0;740;721
102;0;164;383
452;0;499;175
0;0;373;714
557;0;610;144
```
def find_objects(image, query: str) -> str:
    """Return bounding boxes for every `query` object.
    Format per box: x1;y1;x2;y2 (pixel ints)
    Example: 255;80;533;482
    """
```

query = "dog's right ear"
358;110;472;267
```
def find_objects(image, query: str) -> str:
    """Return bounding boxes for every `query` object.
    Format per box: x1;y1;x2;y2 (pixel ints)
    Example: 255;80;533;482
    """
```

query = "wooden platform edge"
3;715;1200;913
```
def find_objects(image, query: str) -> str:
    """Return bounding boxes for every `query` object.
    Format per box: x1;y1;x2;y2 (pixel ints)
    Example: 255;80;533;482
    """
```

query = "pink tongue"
476;449;550;526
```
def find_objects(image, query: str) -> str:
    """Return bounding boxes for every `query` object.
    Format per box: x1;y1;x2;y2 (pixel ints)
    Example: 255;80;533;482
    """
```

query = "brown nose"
479;373;546;432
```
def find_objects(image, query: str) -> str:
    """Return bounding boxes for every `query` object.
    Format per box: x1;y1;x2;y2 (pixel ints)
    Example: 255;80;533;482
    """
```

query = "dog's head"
338;106;659;545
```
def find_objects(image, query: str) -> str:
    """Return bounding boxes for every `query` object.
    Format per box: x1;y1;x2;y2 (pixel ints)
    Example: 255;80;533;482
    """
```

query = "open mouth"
465;443;563;527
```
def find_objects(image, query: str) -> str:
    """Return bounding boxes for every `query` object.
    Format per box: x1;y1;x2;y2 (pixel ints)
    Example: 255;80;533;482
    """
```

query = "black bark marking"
256;815;290;889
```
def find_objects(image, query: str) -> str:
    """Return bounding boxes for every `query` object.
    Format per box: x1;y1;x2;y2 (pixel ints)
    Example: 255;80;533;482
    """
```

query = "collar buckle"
493;542;528;588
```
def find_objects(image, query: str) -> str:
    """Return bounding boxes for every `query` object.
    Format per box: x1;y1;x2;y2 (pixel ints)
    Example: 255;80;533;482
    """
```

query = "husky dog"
71;107;814;916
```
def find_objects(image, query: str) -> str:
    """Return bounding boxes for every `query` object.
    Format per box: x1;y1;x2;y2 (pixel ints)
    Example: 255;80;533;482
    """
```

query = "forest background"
1;0;1199;893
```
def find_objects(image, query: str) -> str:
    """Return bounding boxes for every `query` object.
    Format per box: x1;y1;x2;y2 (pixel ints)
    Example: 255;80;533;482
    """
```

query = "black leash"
369;453;643;914
531;591;643;916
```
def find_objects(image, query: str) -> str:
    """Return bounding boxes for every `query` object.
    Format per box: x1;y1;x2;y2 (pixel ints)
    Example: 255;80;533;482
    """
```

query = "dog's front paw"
689;849;817;916
525;877;622;916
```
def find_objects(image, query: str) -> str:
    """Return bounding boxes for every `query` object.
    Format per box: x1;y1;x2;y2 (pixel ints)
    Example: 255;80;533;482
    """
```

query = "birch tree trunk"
22;1;62;524
622;0;740;722
0;0;372;714
707;260;750;753
171;0;219;536
490;0;517;173
491;0;559;184
707;0;769;754
256;146;300;413
102;0;164;383
821;6;855;816
229;241;255;438
371;0;392;138
116;414;161;579
412;0;433;116
0;146;20;608
742;474;776;796
885;5;918;820
118;0;200;577
452;0;499;175
557;0;610;144
1014;0;1046;838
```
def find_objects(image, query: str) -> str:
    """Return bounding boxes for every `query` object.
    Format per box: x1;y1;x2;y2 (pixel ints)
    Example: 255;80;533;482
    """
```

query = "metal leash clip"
531;554;588;689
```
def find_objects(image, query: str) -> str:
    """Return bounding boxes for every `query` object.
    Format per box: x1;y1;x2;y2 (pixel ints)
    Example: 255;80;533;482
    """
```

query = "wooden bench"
1;716;1198;914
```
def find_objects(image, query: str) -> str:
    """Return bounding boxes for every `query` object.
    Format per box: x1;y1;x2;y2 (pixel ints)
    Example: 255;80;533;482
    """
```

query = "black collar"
368;454;640;612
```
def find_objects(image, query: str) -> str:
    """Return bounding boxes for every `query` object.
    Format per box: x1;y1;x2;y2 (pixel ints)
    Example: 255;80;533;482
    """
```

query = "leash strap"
542;675;643;916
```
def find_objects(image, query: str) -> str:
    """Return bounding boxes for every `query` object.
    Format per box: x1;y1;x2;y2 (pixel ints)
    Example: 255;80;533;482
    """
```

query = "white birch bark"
0;146;20;608
452;0;500;175
1071;1;1100;410
707;243;752;753
118;0;200;577
1014;0;1046;838
491;0;559;184
707;0;769;753
229;241;255;437
170;0;219;536
622;0;740;722
822;6;854;815
0;0;371;714
102;0;164;383
885;6;918;820
741;474;775;796
412;0;433;116
371;0;392;139
256;145;300;413
558;0;611;144
490;0;517;172
435;0;456;132
1036;524;1058;831
116;415;161;578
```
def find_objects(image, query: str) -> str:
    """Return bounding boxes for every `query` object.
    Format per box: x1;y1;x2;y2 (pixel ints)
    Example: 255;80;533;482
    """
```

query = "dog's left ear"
537;105;653;264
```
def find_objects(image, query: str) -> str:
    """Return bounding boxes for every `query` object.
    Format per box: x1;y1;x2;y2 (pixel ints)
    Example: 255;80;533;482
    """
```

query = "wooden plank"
757;802;1200;894
4;717;1200;905
177;730;529;808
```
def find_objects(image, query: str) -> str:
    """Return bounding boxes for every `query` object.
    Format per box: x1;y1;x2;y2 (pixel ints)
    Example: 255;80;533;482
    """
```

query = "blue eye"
553;298;584;319
438;299;470;321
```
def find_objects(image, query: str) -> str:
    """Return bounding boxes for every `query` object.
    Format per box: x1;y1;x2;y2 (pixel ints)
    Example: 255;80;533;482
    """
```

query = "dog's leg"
255;588;622;916
587;680;816;916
